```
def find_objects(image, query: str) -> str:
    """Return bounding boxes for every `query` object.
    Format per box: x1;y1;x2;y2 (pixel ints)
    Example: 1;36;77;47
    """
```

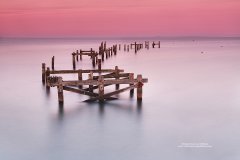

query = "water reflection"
45;87;50;97
98;102;105;116
137;100;142;114
58;103;64;121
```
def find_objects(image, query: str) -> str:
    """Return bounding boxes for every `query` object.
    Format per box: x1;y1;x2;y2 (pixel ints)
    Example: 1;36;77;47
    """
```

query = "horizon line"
1;36;240;40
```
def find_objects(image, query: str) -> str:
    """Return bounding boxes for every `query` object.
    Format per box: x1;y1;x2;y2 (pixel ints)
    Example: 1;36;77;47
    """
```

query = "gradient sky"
0;0;240;37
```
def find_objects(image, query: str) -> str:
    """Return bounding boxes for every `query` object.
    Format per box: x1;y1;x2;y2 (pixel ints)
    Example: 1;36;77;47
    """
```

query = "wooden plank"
60;78;148;86
63;86;98;97
93;73;129;80
83;84;112;91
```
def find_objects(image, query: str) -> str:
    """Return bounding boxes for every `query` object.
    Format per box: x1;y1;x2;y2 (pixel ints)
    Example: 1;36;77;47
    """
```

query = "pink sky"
0;0;240;37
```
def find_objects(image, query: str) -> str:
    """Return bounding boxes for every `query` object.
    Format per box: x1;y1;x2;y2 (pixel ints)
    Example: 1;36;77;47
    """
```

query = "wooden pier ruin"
41;40;162;104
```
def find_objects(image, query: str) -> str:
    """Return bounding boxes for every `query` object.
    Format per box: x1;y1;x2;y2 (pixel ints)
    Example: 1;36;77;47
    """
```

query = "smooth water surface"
0;38;240;160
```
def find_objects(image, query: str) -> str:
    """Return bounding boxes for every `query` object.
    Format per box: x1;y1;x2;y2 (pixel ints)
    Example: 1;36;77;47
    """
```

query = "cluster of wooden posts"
42;41;160;104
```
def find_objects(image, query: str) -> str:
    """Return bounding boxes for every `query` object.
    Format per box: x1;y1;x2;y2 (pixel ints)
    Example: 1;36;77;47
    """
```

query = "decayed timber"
63;86;98;97
49;78;148;87
42;40;156;104
47;74;148;103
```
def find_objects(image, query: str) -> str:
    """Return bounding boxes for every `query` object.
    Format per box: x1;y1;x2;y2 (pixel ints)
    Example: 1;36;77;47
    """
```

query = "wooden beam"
59;78;148;87
63;86;98;97
83;84;112;91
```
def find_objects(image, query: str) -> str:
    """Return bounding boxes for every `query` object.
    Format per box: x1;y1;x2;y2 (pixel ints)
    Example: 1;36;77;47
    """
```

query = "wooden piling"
115;66;120;89
51;56;55;70
42;63;46;83
72;53;76;70
46;67;50;89
98;76;104;102
57;77;64;104
89;72;93;92
80;49;82;60
76;50;79;61
119;44;121;50
137;75;143;101
129;73;134;95
98;59;101;71
101;51;104;61
78;69;83;88
92;55;95;67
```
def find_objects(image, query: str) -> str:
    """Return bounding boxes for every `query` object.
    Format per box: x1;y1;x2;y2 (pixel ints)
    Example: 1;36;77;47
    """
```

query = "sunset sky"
0;0;239;37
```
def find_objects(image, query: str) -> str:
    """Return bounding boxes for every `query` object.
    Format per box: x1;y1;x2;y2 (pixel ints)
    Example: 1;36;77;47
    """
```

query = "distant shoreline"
1;36;240;41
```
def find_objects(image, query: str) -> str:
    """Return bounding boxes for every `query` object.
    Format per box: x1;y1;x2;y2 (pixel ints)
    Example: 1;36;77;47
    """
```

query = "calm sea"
0;37;240;160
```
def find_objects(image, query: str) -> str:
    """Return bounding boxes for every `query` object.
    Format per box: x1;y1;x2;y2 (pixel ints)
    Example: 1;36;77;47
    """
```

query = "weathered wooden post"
127;45;129;52
119;44;121;50
101;50;104;61
91;49;95;67
89;72;93;92
78;69;83;88
46;67;50;89
129;73;134;95
134;42;138;53
115;66;120;90
42;63;46;83
76;50;79;61
158;41;161;48
98;59;101;71
106;50;108;59
80;49;82;60
57;77;64;104
152;42;155;48
104;42;106;51
98;76;104;102
137;74;143;101
124;44;126;51
51;56;55;70
110;47;113;56
72;52;76;70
